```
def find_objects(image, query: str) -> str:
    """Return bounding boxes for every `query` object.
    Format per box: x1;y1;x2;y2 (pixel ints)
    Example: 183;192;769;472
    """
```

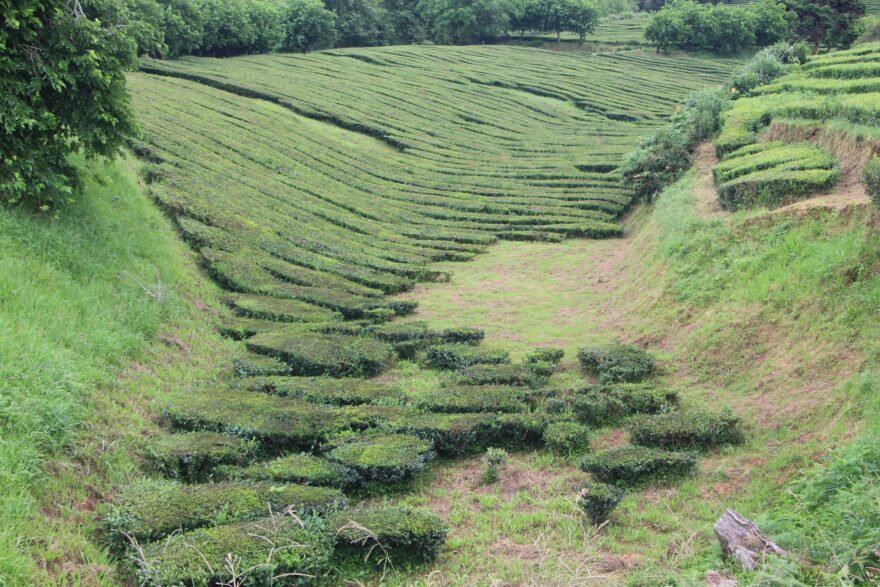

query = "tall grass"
0;155;219;583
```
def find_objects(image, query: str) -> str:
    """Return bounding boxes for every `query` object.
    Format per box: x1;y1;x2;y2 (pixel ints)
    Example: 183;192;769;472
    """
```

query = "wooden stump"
713;509;785;570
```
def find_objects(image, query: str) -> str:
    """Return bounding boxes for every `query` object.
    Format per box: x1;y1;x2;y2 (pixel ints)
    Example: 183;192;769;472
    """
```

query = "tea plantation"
103;46;748;583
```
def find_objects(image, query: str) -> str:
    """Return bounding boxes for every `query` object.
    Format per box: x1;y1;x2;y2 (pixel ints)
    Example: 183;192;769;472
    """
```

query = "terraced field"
116;46;744;582
523;12;651;46
715;42;880;208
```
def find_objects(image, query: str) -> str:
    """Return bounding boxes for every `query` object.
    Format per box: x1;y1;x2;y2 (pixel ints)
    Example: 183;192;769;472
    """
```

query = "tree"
1;0;138;210
566;0;599;43
280;0;338;51
749;0;796;47
533;0;596;41
324;0;388;46
418;0;513;43
782;0;866;52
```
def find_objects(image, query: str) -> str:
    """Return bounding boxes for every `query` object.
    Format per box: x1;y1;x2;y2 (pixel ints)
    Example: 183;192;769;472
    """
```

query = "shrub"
325;433;435;485
439;327;485;344
863;155;880;210
544;421;591;456
227;293;341;323
143;432;255;481
571;384;678;426
717;168;839;210
412;385;530;414
135;514;334;586
629;410;745;450
481;447;509;484
239;376;403;406
101;480;344;549
229;453;359;488
576;482;625;524
455;363;538;387
579;446;697;486
424;343;510;370
331;506;448;565
577;344;655;383
621;124;692;202
493;413;549;450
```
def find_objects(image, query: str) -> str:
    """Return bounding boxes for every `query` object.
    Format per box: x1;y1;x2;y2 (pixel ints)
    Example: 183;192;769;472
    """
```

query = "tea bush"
570;384;678;426
629;410;745;450
577;344;656;383
325;433;435;485
143;432;255;481
544;421;592;456
412;385;530;414
579;446;697;486
455;364;539;387
239;376;402;406
331;506;448;565
425;343;510;370
246;333;395;377
864;155;880;209
227;453;359;488
576;481;625;524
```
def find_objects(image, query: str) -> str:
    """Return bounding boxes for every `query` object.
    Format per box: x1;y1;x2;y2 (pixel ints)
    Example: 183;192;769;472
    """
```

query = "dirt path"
692;143;730;220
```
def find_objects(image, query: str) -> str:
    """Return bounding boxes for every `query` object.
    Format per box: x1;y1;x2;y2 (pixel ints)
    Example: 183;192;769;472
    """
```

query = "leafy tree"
161;0;205;57
324;0;388;46
750;0;796;47
280;0;338;51
644;5;686;51
782;0;866;51
381;0;428;43
1;0;138;210
419;0;513;43
564;0;599;42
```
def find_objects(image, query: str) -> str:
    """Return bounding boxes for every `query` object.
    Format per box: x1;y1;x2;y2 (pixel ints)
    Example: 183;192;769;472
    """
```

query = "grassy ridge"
0;155;233;583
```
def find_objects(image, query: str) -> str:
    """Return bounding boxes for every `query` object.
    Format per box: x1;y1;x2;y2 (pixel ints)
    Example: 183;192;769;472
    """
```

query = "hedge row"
629;410;745;450
571;384;678;426
102;481;344;549
143;432;255;481
324;433;435;486
225;452;358;488
227;293;343;323
717;168;839;211
411;385;531;414
330;506;447;566
246;333;396;377
238;376;402;406
579;446;697;486
455;363;541;387
424;343;511;370
543;421;592;456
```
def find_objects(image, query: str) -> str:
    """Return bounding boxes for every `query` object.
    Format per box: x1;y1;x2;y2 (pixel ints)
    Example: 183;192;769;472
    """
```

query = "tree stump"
713;509;785;570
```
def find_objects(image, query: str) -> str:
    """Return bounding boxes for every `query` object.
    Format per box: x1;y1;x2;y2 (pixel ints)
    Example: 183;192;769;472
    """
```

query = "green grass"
0;155;235;584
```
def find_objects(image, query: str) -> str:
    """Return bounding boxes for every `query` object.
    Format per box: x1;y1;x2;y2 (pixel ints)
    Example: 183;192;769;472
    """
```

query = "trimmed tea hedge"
412;385;530;414
325;433;435;485
227;453;358;488
143;432;255;481
524;347;565;365
367;322;486;358
165;390;353;451
379;412;500;457
135;514;334;586
331;506;447;565
102;480;344;549
629;410;745;450
543;421;591;456
425;343;510;370
571;384;678;426
227;293;342;323
232;352;292;377
246;333;395;377
865;155;880;209
577;344;655;383
579;446;696;486
239;376;402;406
576;482;625;525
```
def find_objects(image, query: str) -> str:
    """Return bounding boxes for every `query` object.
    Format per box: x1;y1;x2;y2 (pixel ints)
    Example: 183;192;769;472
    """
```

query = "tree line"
645;0;867;54
118;0;637;58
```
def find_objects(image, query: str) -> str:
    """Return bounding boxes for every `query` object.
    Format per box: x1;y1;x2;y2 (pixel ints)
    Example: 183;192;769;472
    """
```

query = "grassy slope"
0;155;234;585
392;170;880;584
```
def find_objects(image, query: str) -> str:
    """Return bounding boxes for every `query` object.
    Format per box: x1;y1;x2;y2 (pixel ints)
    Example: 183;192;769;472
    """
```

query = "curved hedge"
425;343;510;370
246;333;396;377
239;376;402;406
227;293;343;323
412;385;530;414
570;384;678;426
455;363;540;387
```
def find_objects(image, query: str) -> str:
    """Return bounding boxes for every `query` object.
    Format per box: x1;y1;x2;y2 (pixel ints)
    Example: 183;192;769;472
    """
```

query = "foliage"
279;0;337;53
524;347;565;365
425;343;510;370
135;514;334;586
233;352;293;377
629;410;745;450
331;506;448;565
380;412;500;457
412;385;530;413
101;480;344;549
782;0;867;51
143;432;255;481
577;344;655;383
481;447;509;483
238;375;403;406
1;0;137;209
325;433;435;485
576;481;624;524
645;0;793;54
455;363;539;386
543;421;591;455
579;445;697;486
417;0;514;43
863;155;880;209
